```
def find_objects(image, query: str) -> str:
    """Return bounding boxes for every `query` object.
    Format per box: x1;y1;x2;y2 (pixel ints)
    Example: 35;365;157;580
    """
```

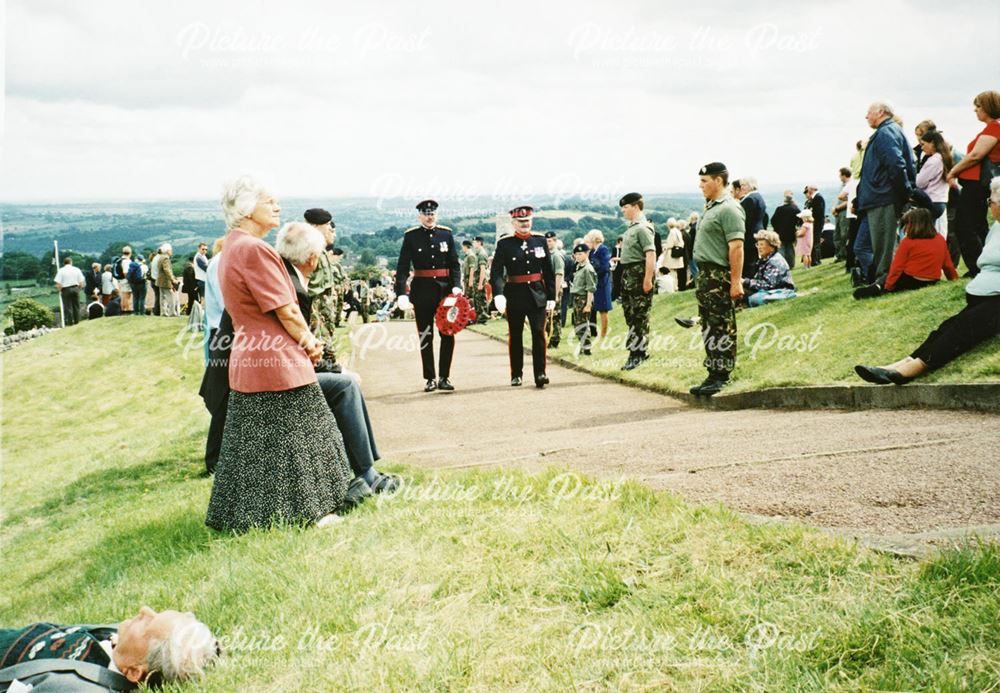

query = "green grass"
474;261;1000;394
3;319;999;691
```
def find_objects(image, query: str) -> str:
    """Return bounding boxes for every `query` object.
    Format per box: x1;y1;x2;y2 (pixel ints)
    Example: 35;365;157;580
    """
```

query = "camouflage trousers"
547;301;562;346
695;263;737;376
309;289;338;359
571;294;594;352
473;285;489;323
620;262;652;353
333;290;344;327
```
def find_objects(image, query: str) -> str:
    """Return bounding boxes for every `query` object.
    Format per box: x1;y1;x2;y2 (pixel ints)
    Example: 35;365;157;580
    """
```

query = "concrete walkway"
351;320;1000;554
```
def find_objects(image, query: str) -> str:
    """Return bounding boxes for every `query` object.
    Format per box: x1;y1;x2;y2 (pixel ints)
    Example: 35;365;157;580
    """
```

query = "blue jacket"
857;119;915;212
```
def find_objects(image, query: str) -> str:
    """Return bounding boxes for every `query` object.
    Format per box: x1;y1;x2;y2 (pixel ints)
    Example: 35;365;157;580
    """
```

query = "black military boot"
511;376;523;387
437;377;455;392
535;373;549;389
424;379;437;392
621;351;638;370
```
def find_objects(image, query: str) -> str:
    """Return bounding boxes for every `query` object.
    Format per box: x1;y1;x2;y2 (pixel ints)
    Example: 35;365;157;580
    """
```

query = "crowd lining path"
351;320;1000;555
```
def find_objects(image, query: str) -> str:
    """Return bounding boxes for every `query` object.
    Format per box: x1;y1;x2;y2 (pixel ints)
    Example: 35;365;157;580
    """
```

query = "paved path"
351;320;1000;553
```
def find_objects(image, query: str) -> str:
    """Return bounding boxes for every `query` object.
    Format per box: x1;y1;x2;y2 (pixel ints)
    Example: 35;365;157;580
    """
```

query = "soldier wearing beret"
690;162;745;395
490;205;556;388
304;208;341;370
395;200;463;392
617;192;657;370
473;236;490;324
545;231;565;348
569;242;597;355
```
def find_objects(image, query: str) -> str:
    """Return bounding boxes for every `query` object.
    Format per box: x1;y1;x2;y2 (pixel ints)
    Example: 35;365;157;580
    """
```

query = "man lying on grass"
0;606;218;688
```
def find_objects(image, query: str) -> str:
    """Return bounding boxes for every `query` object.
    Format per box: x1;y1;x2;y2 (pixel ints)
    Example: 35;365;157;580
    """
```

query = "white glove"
452;287;462;295
545;300;556;311
397;295;411;311
493;294;507;313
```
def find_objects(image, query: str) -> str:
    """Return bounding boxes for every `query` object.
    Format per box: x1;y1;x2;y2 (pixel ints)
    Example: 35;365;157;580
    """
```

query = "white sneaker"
316;513;343;528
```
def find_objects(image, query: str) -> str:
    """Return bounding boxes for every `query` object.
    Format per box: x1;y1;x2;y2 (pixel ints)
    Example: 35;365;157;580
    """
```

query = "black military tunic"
489;232;556;382
395;224;462;380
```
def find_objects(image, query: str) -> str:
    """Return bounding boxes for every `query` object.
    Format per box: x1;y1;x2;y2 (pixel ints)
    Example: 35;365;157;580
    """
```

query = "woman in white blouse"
916;130;955;238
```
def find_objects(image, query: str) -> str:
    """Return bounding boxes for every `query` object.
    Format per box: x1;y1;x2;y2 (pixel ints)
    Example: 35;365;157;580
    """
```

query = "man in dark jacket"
737;178;768;277
804;185;826;266
770;190;801;268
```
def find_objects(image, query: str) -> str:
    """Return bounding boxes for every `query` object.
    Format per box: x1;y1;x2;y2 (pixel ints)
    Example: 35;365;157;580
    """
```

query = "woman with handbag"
946;90;1000;277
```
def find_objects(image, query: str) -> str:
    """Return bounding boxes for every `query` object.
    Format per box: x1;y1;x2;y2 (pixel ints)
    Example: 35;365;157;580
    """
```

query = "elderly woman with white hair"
205;177;353;533
0;606;218;687
741;230;796;307
584;229;613;338
856;176;1000;385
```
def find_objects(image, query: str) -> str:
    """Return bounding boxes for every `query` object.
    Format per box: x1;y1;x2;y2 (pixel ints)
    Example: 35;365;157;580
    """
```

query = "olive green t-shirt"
570;262;597;295
550;250;565;276
692;196;745;267
619;218;655;265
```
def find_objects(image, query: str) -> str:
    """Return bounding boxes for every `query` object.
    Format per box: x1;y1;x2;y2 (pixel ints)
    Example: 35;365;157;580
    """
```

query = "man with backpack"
114;246;134;313
127;255;147;315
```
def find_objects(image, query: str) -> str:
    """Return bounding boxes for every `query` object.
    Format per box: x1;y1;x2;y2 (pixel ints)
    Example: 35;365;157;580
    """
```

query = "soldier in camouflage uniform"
569;242;597;355
330;247;347;327
544;231;565;347
473;236;490;323
304;208;340;366
461;240;477;296
617;193;657;370
690;162;745;396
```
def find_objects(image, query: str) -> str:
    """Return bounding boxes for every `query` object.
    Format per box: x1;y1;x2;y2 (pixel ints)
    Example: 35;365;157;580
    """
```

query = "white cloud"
2;0;998;201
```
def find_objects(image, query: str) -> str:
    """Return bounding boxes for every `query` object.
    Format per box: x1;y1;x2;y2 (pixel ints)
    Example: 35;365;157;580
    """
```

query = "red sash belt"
507;273;543;283
413;269;449;278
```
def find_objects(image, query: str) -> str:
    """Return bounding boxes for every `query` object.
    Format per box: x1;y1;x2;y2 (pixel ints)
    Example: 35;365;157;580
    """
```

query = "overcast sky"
3;0;998;203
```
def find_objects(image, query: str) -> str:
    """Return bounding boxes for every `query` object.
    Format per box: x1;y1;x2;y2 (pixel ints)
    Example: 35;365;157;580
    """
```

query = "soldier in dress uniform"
617;192;657;370
473;236;490;323
395;199;463;392
490;205;556;388
544;231;565;348
304;208;340;369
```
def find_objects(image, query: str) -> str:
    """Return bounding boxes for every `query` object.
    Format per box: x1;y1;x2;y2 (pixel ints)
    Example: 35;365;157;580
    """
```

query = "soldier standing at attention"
305;208;340;369
490;205;556;388
569;242;597;356
395;199;463;393
330;247;347;327
617;192;656;370
462;240;477;295
690;162;745;396
473;236;490;323
544;231;565;348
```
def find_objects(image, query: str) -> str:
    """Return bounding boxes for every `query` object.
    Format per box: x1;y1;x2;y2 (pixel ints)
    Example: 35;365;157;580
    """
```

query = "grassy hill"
2;319;998;690
474;261;1000;395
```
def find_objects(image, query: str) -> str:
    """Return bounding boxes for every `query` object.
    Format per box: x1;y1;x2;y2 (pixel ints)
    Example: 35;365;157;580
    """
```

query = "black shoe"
854;365;912;385
637;351;649;363
675;317;697;329
853;283;883;300
690;376;729;396
338;477;373;513
851;269;866;288
581;349;592;356
424;379;437;392
370;472;401;494
535;374;549;388
511;376;523;387
621;355;639;371
437;377;455;392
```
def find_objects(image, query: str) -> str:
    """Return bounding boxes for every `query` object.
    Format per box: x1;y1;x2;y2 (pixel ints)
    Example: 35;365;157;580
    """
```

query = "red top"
219;228;316;393
885;234;958;291
959;119;1000;181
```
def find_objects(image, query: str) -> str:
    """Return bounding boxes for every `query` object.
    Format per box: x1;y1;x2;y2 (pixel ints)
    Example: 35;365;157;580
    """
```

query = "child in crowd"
796;209;814;268
569;243;597;356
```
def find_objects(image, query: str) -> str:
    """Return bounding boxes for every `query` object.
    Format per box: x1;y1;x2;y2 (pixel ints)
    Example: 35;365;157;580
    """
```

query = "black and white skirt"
205;382;352;533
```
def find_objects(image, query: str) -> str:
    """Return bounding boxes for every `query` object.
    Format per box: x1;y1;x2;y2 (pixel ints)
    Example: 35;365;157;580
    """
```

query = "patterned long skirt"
205;383;352;533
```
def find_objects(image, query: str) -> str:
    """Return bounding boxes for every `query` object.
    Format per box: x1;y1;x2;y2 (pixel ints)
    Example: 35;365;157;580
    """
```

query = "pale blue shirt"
204;253;225;330
966;222;1000;297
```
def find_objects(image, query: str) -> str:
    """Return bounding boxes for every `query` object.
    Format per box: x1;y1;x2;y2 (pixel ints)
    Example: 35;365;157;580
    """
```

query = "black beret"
304;208;332;225
698;162;728;176
573;243;590;254
416;199;439;213
462;240;473;247
473;236;484;243
331;247;344;256
544;231;557;238
618;192;643;206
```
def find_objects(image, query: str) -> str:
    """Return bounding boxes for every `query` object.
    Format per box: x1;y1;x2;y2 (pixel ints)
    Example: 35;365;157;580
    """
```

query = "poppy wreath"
435;293;477;336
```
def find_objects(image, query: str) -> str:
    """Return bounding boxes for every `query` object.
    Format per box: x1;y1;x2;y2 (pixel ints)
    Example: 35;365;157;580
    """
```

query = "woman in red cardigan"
855;208;957;298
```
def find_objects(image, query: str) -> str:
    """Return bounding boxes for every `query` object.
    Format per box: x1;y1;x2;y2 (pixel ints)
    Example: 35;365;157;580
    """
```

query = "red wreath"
435;293;477;336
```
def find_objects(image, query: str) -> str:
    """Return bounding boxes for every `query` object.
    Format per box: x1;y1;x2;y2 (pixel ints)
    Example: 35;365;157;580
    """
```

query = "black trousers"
846;217;860;271
888;273;937;293
953;180;988;275
911;293;1000;370
412;279;454;380
205;391;228;475
506;298;547;380
60;288;81;326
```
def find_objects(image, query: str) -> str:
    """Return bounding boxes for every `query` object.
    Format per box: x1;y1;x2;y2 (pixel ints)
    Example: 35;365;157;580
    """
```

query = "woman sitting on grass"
742;230;796;307
854;207;958;299
205;176;353;533
0;607;218;687
855;176;1000;385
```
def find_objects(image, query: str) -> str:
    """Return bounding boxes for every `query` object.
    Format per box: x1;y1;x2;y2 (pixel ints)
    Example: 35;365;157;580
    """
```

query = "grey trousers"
868;204;899;286
159;287;178;316
316;372;380;477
